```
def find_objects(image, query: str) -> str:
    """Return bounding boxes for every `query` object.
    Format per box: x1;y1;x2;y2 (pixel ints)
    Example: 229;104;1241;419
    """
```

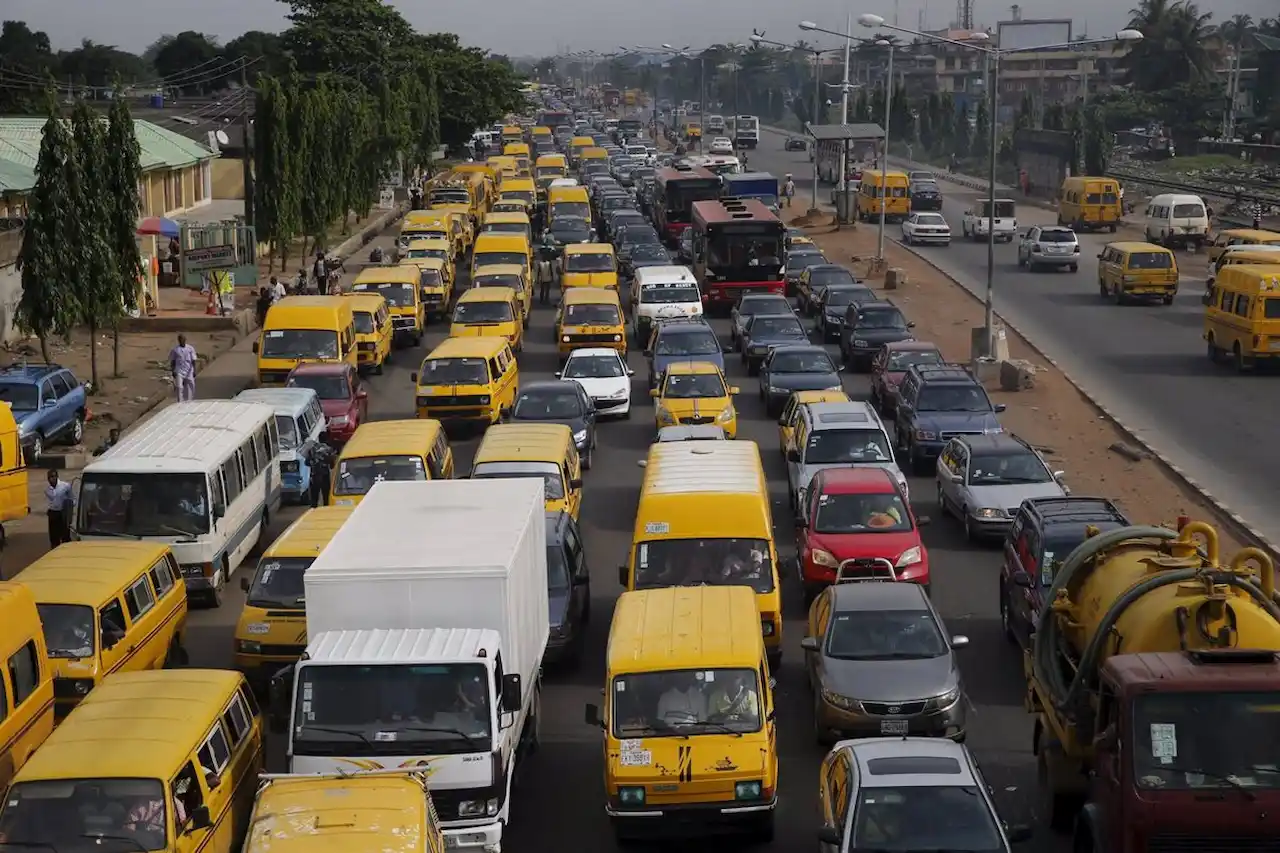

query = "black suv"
893;364;1005;473
546;510;592;665
997;497;1129;649
839;300;914;370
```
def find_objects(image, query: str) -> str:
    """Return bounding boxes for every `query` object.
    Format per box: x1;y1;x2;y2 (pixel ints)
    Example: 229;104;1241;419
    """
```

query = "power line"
0;55;257;95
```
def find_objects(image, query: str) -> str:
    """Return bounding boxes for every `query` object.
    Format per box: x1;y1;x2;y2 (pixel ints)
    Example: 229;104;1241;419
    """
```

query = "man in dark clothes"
309;443;335;507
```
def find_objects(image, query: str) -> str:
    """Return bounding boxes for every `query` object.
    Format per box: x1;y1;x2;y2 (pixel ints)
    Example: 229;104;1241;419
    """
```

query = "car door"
53;373;79;436
39;377;66;437
947;442;970;510
1020;226;1037;260
787;413;808;496
819;749;853;853
777;395;798;455
758;348;774;391
1010;520;1041;642
563;516;590;624
804;585;831;682
348;371;367;421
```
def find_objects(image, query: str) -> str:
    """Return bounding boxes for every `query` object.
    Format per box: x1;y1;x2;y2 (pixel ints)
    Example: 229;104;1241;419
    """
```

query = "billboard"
996;19;1072;52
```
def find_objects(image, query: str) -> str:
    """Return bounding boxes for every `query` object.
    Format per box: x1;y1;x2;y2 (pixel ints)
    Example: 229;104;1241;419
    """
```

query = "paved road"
752;125;1280;548
173;217;1055;852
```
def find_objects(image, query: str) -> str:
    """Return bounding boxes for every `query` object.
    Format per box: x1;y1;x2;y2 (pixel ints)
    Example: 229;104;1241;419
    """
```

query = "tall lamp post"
638;44;709;151
875;38;894;260
749;32;842;213
857;13;1142;355
800;18;870;222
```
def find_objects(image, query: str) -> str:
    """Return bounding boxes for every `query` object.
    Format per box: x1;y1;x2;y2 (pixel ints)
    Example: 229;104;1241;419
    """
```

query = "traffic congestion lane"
179;218;1053;851
751;125;1280;552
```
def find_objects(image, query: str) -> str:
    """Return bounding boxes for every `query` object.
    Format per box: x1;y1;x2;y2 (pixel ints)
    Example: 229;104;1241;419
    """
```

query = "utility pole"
811;52;822;212
240;59;255;229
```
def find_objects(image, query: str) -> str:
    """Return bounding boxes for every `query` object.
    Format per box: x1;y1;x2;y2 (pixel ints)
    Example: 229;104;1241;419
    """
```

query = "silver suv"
1017;225;1080;272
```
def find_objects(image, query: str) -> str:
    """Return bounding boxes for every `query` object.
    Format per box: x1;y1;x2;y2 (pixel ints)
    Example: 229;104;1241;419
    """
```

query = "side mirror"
356;389;368;400
626;367;635;376
212;502;225;520
800;637;819;652
251;341;259;354
189;805;213;832
584;703;603;727
410;372;418;383
786;448;800;463
554;371;562;378
950;635;970;648
721;343;734;353
1012;572;1033;588
777;415;788;426
240;576;251;593
649;389;660;398
570;478;583;489
993;403;1007;413
1097;253;1104;259
618;565;629;587
818;826;842;845
728;386;740;395
642;349;651;357
42;398;56;409
1005;825;1034;844
502;673;523;713
1053;470;1065;481
907;321;915;328
794;516;807;529
916;515;931;525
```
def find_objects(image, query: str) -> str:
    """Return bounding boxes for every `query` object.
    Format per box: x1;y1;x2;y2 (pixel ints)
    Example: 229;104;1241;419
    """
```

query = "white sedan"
901;211;952;246
708;136;735;155
556;347;633;418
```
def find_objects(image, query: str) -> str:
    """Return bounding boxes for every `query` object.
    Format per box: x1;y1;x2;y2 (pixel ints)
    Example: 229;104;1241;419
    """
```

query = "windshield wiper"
1154;765;1257;797
399;725;484;750
297;726;373;747
158;524;200;541
696;719;746;737
79;834;145;853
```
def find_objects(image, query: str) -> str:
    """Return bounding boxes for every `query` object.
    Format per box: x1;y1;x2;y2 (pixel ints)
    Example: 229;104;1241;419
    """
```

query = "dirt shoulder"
796;213;1250;555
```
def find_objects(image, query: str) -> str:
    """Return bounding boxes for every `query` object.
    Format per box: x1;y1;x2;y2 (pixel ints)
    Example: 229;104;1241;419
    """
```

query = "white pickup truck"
962;198;1017;242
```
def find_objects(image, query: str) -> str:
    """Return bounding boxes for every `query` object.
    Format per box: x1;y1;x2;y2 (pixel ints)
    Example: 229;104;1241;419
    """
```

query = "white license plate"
880;718;909;734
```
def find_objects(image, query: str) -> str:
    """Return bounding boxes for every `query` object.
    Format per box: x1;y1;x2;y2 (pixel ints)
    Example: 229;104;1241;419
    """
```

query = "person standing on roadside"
169;334;197;402
45;469;73;549
783;175;795;208
270;275;287;303
308;443;334;507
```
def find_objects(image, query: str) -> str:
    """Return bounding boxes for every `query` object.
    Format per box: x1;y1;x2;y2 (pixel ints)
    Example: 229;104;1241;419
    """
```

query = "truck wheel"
1038;731;1080;833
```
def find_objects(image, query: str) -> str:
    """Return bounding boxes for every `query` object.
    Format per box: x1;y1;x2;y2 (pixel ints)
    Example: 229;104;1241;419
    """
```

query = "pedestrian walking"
169;334;198;402
255;287;272;328
45;469;73;549
783;174;796;208
269;275;287;303
309;443;334;507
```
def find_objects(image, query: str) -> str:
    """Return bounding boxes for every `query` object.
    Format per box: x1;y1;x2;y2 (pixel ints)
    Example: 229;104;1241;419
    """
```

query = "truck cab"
962;198;1017;242
1074;650;1280;853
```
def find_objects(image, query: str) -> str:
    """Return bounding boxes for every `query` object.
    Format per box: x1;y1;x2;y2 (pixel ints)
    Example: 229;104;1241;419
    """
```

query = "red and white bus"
690;199;786;308
654;165;722;246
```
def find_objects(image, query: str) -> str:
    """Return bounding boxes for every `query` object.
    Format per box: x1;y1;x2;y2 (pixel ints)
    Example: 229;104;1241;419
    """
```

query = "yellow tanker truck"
1028;521;1280;852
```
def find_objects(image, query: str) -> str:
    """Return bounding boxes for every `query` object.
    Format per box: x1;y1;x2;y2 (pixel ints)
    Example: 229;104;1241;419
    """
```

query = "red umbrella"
137;216;181;239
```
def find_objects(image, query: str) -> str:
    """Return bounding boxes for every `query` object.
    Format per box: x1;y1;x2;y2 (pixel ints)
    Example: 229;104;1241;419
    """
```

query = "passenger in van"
708;672;759;724
92;427;121;457
124;791;166;839
657;672;708;725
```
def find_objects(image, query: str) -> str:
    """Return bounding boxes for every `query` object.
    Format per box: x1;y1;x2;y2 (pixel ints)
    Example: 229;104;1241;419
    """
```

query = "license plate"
445;838;459;849
880;718;908;734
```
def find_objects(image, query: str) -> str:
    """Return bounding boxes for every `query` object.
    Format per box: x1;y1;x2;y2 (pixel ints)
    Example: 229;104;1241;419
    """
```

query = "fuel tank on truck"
1040;521;1280;673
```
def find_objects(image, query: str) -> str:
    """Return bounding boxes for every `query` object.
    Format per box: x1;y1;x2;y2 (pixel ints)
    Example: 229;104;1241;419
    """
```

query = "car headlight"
974;507;1007;519
618;786;645;805
914;429;937;441
236;640;263;655
824;385;843;392
811;549;838;568
562;335;571;342
821;688;859;711
896;546;923;567
573;430;588;445
983;425;1003;434
17;422;29;436
457;798;501;817
716;406;734;423
328;415;350;426
735;780;763;800
931;687;960;708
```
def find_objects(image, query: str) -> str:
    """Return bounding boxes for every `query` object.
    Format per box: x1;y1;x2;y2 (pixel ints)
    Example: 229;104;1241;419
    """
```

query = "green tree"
283;0;414;86
292;84;325;251
1081;105;1112;175
69;99;115;389
105;91;144;377
1124;0;1214;91
151;31;222;93
973;96;991;164
16;95;79;364
253;76;297;271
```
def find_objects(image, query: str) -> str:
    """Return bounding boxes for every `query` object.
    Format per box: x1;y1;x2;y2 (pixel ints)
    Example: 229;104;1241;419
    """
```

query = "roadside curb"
886;234;1279;559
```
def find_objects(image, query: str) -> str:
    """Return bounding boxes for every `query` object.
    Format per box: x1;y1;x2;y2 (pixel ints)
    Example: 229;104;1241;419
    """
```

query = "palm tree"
1219;13;1254;48
1124;0;1214;90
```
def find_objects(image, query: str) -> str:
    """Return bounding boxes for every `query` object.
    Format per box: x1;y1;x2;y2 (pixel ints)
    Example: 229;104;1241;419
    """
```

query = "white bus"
734;114;760;149
75;400;283;607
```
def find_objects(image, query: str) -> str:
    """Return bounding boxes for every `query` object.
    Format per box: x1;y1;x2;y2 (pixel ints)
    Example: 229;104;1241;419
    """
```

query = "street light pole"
878;40;894;260
839;13;852;199
812;55;821;211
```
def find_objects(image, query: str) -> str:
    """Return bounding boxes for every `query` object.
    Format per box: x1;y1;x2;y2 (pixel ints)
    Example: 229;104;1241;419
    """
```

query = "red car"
285;362;367;445
868;340;944;415
794;467;930;604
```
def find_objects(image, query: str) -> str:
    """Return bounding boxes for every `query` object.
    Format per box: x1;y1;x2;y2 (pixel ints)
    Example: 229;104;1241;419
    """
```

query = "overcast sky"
9;0;1275;56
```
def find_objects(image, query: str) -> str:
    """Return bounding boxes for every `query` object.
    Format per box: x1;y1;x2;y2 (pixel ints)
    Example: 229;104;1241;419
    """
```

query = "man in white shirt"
269;275;287;303
169;334;198;402
45;469;73;549
655;674;707;726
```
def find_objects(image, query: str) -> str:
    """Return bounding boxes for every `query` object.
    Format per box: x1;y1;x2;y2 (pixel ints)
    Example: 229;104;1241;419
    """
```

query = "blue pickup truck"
0;363;88;461
722;172;780;210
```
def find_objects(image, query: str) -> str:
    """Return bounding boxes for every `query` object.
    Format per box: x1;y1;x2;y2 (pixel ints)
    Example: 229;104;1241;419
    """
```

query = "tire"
69;414;85;446
374;358;384;376
1233;343;1249;373
1207;338;1223;364
999;584;1016;643
813;691;834;746
166;638;190;667
1068;264;1078;272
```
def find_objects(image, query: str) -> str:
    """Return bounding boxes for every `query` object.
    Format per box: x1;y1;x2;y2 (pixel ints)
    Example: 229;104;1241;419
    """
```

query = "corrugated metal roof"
0;156;35;194
0;117;215;178
806;122;886;141
1254;33;1280;52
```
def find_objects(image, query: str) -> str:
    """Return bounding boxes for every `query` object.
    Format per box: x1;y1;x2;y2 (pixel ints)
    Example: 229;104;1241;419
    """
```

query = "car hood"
883;371;907;386
808;530;923;564
319;399;351;418
822;654;957;704
514;414;588;433
850;328;912;343
964;481;1065;514
916;411;1002;433
748;333;808;349
548;588;570;629
653;353;724;375
11;408;36;425
568;376;630;400
799;461;908;494
766;372;842;393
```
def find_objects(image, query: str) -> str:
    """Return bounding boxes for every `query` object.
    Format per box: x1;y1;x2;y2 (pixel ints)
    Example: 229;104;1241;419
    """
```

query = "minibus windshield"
36;603;95;658
0;779;170;852
334;455;428;495
79;472;211;538
246;557;311;609
261;329;340;360
633;538;774;592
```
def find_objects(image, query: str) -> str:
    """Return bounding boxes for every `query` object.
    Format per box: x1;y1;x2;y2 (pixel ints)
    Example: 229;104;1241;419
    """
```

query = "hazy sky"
8;0;1275;56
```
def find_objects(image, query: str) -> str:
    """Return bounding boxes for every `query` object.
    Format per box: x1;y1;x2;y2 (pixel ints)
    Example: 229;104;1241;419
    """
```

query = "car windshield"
355;282;415;307
770;351;835;374
1037;523;1125;585
0;381;38;409
485;223;527;236
814;491;913;533
471;462;565;500
749;317;805;338
1038;229;1076;243
967;450;1051;485
546;542;571;590
245;556;311;609
261;328;341;360
887;349;943;371
856;308;908;330
474;251;526;269
824;289;869;308
804;429;893;464
810;268;856;285
36;603;94;658
787;254;822;272
274;415;300;450
916;385;992;412
419;357;488;386
610;668;763;737
78;472;211;538
334;455;428;495
454;300;513;324
0;778;170;853
563;354;625;379
663;373;726;398
352;312;375;334
513;388;584;419
739;297;790;316
656;330;719;356
287;373;349;400
564;304;620;325
914;214;946;226
851;784;1003;851
827;608;946;660
641;284;699;304
292;662;493;755
1128;251;1174;270
1132;690;1280;790
476;274;524;290
633;538;774;592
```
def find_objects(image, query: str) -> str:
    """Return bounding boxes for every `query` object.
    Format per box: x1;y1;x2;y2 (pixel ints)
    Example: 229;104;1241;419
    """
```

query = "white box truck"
276;479;549;853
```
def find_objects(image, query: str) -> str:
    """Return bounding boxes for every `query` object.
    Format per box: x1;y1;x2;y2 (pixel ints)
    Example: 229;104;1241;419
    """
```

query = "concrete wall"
212;159;245;200
0;263;23;343
1013;128;1074;200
